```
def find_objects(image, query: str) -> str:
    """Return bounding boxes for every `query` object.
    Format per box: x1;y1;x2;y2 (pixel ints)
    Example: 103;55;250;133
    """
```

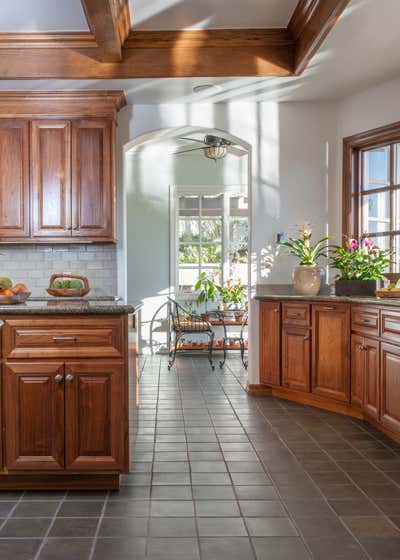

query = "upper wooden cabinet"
312;303;350;403
0;91;125;243
0;120;30;238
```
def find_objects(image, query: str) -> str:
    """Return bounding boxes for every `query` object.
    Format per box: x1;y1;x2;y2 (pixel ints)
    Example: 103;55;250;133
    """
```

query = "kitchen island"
0;299;137;490
255;286;400;443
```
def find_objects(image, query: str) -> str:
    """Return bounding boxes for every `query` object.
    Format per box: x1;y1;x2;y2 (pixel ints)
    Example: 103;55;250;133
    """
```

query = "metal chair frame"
167;297;215;370
211;309;248;369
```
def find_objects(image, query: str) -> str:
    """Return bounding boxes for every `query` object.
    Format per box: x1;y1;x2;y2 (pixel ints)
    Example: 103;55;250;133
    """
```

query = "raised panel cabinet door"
282;326;310;392
3;362;65;470
65;361;127;471
350;334;364;409
31;120;72;237
363;338;380;421
0;120;30;239
380;343;400;434
312;304;350;403
259;301;281;386
72;119;114;240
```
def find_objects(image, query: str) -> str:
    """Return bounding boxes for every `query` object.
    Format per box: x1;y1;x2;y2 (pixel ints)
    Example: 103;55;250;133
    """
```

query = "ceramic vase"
293;265;321;296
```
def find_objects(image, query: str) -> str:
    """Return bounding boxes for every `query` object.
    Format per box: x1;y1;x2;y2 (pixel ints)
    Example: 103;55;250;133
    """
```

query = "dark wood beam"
288;0;351;74
81;0;131;61
0;29;294;78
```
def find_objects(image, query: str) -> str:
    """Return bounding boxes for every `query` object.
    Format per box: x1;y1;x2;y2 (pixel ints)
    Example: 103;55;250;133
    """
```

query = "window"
343;124;400;272
177;193;248;292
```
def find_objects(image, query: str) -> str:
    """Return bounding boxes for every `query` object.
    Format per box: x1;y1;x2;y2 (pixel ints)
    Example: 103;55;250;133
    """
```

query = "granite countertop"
0;298;141;315
255;284;400;308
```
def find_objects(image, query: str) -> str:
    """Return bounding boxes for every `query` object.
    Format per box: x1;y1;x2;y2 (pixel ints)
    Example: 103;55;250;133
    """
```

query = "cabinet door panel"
4;362;65;470
31;120;71;237
259;302;281;386
72;119;113;239
0;120;30;238
381;343;400;434
65;361;127;471
351;334;364;409
312;304;350;402
282;327;310;392
363;338;380;420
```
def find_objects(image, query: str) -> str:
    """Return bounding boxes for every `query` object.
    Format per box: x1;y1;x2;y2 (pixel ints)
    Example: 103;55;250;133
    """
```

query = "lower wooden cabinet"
259;302;281;386
363;338;380;421
380;343;400;434
351;334;364;409
282;326;310;392
312;304;350;403
3;360;127;472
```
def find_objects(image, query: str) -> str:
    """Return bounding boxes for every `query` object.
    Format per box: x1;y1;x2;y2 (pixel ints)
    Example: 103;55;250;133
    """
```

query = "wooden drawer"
381;308;400;346
351;305;380;337
282;303;310;327
2;316;125;359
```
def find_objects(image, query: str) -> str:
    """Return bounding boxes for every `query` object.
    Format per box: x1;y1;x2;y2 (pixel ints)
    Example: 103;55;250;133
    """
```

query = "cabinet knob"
66;374;74;382
55;374;64;384
304;336;309;341
72;225;78;230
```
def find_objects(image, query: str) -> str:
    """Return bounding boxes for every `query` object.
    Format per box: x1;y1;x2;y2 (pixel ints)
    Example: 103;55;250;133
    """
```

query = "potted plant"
194;272;217;320
331;238;392;296
217;279;246;311
279;223;331;296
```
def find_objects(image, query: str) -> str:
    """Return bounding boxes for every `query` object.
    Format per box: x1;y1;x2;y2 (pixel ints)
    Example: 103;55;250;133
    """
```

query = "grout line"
33;491;67;560
87;491;109;560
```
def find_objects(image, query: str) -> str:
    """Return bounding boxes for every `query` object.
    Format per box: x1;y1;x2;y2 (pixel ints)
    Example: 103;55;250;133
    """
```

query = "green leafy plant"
330;238;392;280
279;223;331;266
194;272;217;311
217;279;246;307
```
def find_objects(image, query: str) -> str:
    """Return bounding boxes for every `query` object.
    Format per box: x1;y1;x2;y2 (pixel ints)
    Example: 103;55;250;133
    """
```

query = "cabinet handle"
72;225;78;230
322;306;336;311
52;336;76;343
55;374;64;384
304;336;309;341
274;308;279;313
66;374;74;382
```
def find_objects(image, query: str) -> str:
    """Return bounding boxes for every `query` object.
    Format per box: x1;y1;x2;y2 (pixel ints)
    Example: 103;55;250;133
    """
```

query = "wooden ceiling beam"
81;0;131;61
289;0;351;74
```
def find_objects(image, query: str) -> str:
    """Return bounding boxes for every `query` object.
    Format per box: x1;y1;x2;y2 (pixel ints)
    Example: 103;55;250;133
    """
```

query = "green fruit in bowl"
70;280;83;289
0;277;12;289
51;279;83;289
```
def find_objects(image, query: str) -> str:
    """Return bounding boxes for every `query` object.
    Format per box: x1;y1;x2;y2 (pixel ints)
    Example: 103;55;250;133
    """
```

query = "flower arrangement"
217;278;246;307
330;238;392;280
279;223;331;266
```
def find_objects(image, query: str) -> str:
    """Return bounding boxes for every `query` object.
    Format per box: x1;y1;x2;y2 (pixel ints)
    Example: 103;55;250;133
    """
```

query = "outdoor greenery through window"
177;194;248;292
359;143;400;272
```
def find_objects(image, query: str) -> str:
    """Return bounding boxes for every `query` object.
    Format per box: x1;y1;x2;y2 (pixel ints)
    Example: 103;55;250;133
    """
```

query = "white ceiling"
0;0;89;32
129;0;298;30
0;0;399;105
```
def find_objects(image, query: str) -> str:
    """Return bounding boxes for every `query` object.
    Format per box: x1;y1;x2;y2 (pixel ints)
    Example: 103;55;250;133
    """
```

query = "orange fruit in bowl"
12;283;28;294
0;288;13;296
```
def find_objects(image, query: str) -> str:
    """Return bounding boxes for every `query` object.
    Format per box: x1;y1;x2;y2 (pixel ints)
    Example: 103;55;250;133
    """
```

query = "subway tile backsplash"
0;244;117;296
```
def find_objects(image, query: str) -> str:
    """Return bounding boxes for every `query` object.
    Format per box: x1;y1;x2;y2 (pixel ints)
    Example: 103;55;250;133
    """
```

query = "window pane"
179;244;199;264
201;244;222;265
361;191;390;233
230;195;248;216
367;236;392;273
201;219;222;242
179;268;199;289
201;195;223;216
201;269;221;285
179;196;199;217
362;146;390;191
394;236;400;273
179;219;199;243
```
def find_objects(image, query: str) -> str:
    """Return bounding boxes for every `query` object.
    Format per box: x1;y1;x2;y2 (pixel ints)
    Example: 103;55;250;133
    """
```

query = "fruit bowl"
0;291;31;305
47;273;90;298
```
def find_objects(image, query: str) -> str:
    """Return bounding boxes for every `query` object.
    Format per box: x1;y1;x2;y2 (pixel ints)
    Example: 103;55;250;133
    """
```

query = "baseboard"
0;473;120;490
247;384;272;396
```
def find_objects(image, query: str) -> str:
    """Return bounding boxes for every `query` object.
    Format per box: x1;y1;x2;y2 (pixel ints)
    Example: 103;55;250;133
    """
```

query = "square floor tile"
92;537;146;560
150;500;194;516
343;516;400;537
200;537;255;560
38;538;93;560
0;539;41;560
98;517;148;537
147;537;200;559
239;501;286;517
149;517;196;537
0;518;51;537
49;517;98;537
246;517;298;537
197;517;247;537
195;500;240;517
252;537;311;560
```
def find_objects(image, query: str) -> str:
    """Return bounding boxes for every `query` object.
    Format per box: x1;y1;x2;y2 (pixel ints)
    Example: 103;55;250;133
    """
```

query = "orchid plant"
279;223;331;266
330;238;392;280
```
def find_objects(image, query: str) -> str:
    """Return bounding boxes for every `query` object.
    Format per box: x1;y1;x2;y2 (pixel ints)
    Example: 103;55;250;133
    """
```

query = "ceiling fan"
174;134;247;161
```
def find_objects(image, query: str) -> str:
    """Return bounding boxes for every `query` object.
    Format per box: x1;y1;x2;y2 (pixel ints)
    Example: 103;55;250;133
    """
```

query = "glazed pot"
293;265;321;296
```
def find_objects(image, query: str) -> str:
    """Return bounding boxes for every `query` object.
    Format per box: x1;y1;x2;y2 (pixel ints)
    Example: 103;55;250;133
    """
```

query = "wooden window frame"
343;121;400;272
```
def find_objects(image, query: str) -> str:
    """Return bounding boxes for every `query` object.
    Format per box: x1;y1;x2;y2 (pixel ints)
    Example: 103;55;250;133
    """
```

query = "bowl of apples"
0;278;30;304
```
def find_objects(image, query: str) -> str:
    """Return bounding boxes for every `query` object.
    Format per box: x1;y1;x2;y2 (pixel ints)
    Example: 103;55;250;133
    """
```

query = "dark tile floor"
2;356;400;559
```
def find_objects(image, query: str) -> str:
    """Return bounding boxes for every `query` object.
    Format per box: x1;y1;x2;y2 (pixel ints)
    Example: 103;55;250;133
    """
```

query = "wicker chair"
167;297;215;370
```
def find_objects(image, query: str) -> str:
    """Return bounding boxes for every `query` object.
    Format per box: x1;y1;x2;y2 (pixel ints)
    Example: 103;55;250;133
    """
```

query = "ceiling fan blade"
228;145;248;157
174;147;206;155
178;137;205;144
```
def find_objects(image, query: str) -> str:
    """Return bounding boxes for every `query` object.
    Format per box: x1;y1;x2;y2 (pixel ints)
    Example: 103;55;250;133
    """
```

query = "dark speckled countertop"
255;284;400;308
0;297;141;315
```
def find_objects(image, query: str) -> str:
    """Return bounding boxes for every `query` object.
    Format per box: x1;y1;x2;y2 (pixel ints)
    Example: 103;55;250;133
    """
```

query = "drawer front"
282;303;310;327
381;308;400;346
351;305;380;337
3;317;125;359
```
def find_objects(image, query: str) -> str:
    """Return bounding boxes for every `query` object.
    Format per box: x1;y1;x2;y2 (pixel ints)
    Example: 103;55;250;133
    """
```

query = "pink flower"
363;238;374;249
346;238;358;250
300;223;312;238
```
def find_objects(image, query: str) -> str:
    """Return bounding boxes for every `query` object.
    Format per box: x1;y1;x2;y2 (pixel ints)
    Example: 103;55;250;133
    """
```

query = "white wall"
120;101;339;383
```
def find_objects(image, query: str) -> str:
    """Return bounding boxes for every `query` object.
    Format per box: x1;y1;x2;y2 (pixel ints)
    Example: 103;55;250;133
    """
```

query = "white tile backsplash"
0;244;117;296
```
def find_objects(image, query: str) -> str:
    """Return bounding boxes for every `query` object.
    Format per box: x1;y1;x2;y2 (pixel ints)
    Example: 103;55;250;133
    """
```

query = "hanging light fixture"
204;145;227;161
